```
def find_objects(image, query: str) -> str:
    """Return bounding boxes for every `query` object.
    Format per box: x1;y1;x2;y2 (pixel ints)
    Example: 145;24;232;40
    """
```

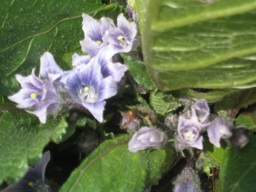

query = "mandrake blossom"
8;68;61;124
65;58;117;122
105;13;137;55
207;117;233;148
128;127;165;152
191;99;210;128
80;13;115;57
175;116;203;150
39;52;63;82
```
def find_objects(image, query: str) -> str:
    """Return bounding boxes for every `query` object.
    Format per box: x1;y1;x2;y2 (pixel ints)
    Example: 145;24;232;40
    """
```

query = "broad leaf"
0;110;68;183
60;135;175;192
220;135;256;192
135;0;256;90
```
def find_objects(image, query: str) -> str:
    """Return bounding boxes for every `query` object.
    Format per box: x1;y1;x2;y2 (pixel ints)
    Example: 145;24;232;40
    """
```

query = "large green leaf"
0;110;68;183
135;0;256;90
0;0;122;96
60;135;175;192
220;135;256;192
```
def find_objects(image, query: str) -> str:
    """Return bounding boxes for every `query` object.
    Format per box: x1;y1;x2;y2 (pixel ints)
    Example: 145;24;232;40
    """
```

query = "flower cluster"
8;13;137;123
175;99;234;150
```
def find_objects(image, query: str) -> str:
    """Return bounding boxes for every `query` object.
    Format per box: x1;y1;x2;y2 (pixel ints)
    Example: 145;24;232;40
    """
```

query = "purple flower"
128;127;165;152
3;151;51;192
173;167;202;192
39;52;63;82
97;49;128;82
65;59;117;122
72;53;91;68
207;117;233;148
80;13;115;56
175;116;203;150
105;13;137;54
72;51;128;83
191;99;210;128
8;69;61;123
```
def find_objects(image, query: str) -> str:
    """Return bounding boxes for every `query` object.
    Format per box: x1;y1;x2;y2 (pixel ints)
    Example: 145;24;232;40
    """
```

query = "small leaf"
220;135;256;192
122;54;157;90
0;110;68;183
60;135;175;192
236;114;256;131
150;90;181;115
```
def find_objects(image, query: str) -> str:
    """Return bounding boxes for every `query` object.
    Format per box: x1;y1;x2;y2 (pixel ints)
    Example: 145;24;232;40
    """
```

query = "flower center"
30;93;37;99
30;92;42;101
78;86;97;103
95;40;102;45
117;35;128;48
181;127;198;142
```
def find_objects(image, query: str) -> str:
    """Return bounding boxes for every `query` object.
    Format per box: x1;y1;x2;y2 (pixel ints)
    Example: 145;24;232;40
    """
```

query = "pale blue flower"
80;13;115;56
8;69;61;123
207;117;233;148
128;127;165;152
72;51;127;83
97;49;128;82
175;116;203;150
65;59;117;122
3;151;51;192
105;13;137;54
39;52;63;82
191;99;210;128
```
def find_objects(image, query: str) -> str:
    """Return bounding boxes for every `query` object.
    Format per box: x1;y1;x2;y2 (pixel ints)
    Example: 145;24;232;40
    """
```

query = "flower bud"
207;117;233;148
173;167;202;192
128;127;165;152
231;128;250;148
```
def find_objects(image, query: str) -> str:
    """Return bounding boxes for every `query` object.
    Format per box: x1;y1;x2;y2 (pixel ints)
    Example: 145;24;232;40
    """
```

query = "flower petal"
82;101;106;122
98;76;117;101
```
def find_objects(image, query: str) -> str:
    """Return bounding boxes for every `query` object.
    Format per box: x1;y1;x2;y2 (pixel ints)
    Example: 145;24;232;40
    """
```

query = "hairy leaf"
60;135;175;192
220;135;256;192
0;110;68;183
135;0;256;90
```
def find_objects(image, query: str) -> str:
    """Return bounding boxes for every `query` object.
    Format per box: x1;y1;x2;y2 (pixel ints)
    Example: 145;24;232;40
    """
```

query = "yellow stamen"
117;35;124;41
84;86;89;92
95;40;102;45
28;181;34;187
30;93;37;99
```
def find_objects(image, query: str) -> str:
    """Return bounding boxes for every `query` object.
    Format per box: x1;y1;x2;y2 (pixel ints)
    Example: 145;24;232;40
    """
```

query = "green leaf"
220;135;256;192
0;0;122;96
236;114;256;131
214;88;256;112
150;90;181;115
173;89;236;103
204;139;226;166
0;110;68;183
60;135;175;192
122;54;157;90
135;0;256;90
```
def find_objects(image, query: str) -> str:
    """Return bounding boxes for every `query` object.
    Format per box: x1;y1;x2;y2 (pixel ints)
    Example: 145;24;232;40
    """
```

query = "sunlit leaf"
135;0;256;90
